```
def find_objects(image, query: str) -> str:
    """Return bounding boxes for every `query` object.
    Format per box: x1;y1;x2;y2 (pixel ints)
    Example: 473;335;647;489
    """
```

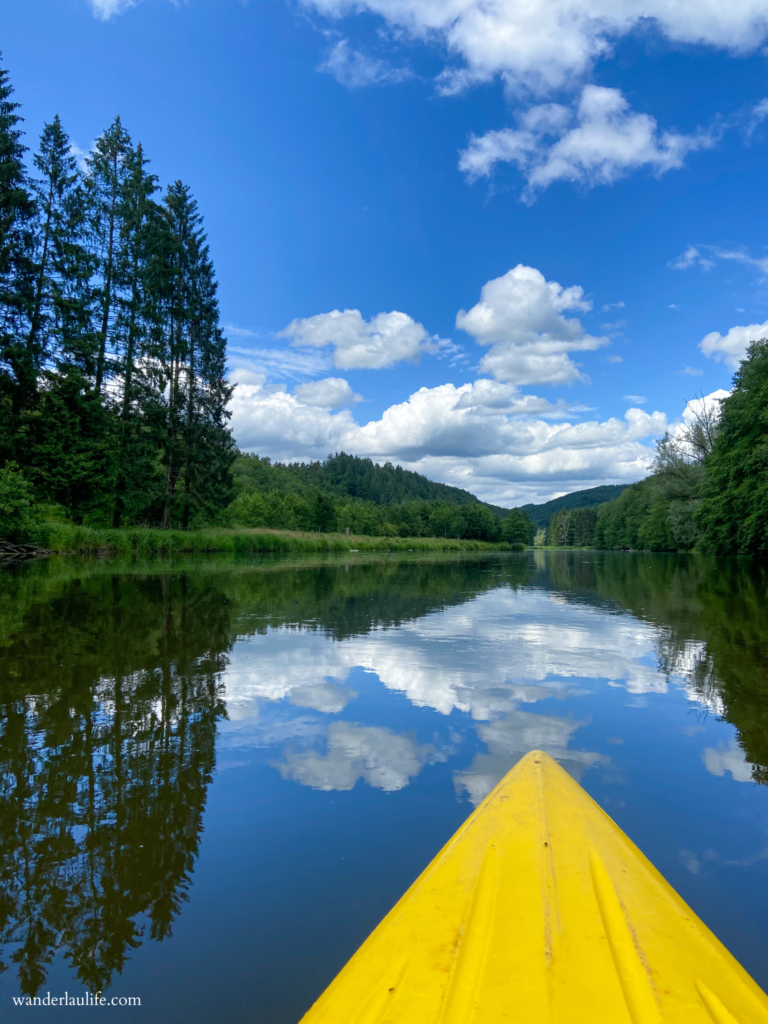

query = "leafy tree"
501;507;533;545
696;339;768;555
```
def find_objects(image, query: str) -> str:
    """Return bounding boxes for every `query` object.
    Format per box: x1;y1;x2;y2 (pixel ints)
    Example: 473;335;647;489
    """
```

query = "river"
1;550;767;1021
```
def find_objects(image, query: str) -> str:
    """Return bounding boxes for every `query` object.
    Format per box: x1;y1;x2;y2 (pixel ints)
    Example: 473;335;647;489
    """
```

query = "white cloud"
227;344;332;381
671;244;768;275
294;377;363;408
700;320;768;368
301;0;768;97
459;87;714;201
746;97;768;137
278;308;446;370
89;0;136;17
456;264;607;385
275;722;438;792
623;395;646;404
681;366;704;376
230;367;667;503
702;741;753;783
603;301;625;312
318;38;412;87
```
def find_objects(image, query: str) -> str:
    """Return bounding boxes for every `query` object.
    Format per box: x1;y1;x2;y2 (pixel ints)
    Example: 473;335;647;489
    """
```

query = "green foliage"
232;451;497;508
547;506;598;547
696;339;768;555
501;507;535;545
593;477;676;551
0;461;42;542
225;487;529;543
522;484;628;528
227;455;533;542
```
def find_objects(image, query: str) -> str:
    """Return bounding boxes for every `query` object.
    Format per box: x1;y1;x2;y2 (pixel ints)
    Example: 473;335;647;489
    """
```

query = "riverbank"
37;524;519;556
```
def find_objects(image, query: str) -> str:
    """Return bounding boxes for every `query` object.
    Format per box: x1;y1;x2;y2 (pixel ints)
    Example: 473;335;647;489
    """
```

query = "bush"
0;463;44;543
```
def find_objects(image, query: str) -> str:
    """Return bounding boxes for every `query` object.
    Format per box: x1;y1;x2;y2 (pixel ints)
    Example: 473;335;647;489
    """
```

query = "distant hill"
522;484;629;528
234;451;502;508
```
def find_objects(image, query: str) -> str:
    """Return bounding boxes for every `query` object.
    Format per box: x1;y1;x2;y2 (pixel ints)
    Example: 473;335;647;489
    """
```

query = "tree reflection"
543;551;768;783
0;554;531;996
0;572;227;995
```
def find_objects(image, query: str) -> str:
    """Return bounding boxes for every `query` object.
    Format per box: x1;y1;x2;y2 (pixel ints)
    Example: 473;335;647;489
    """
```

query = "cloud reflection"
454;710;607;805
702;741;753;783
223;588;676;722
274;722;444;792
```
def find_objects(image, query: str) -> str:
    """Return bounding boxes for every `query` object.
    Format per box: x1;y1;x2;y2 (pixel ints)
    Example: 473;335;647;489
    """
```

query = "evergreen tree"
85;117;132;395
0;56;37;447
111;143;162;526
153;181;234;529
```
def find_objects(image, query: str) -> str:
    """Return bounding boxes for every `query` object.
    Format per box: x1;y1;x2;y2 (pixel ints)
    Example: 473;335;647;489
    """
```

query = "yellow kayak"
299;750;768;1023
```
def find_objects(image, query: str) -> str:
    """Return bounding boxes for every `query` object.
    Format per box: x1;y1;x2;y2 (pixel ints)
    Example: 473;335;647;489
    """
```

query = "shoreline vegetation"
17;525;521;556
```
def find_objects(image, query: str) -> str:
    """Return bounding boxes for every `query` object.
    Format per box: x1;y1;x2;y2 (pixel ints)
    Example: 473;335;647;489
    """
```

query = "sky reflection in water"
2;551;768;1022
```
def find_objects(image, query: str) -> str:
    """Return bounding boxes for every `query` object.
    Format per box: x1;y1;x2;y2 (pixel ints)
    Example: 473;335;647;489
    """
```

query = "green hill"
522;484;629;528
234;452;502;509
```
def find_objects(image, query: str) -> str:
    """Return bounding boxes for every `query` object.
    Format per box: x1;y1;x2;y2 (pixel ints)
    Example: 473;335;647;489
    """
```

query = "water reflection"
275;722;443;792
0;573;227;996
1;552;767;1003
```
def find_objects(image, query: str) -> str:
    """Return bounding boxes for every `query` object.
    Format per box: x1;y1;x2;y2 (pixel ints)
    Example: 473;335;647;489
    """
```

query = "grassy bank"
42;524;519;555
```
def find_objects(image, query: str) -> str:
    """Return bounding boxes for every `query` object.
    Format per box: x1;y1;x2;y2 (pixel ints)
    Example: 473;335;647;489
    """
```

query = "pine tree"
153;181;234;529
0;55;37;447
85;117;132;395
111;143;162;526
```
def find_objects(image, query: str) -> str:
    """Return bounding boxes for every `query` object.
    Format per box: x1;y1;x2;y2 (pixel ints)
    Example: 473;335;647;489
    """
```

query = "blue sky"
5;0;768;503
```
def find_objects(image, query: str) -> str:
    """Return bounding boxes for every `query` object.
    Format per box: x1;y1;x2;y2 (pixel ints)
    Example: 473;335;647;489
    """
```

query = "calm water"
2;550;768;1021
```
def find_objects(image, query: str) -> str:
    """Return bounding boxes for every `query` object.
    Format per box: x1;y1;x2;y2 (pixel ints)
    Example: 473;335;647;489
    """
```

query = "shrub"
0;463;44;544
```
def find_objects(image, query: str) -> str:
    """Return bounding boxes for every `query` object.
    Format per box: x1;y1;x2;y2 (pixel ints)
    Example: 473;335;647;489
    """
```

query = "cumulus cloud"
275;722;439;792
459;87;714;201
700;319;768;368
230;367;667;503
603;301;625;312
318;38;412;87
278;308;447;370
294;377;363;408
301;0;768;96
456;264;607;385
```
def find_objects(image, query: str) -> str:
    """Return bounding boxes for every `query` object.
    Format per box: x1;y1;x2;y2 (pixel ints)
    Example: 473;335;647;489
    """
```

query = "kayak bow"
299;750;768;1023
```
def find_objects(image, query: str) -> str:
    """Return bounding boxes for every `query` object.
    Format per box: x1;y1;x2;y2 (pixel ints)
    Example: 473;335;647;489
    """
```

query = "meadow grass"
43;523;518;555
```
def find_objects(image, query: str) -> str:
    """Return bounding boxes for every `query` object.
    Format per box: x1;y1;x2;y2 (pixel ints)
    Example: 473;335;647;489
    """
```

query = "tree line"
593;340;768;556
227;486;534;543
0;57;235;532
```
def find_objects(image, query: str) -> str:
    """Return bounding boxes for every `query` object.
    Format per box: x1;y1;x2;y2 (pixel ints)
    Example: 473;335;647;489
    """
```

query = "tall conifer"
85;117;132;395
0;56;37;443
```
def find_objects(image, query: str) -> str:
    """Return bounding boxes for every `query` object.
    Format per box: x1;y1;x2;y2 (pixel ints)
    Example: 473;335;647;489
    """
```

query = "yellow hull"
299;750;768;1023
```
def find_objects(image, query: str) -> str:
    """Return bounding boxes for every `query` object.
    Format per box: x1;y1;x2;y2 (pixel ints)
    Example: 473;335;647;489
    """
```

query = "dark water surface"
2;551;768;1021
